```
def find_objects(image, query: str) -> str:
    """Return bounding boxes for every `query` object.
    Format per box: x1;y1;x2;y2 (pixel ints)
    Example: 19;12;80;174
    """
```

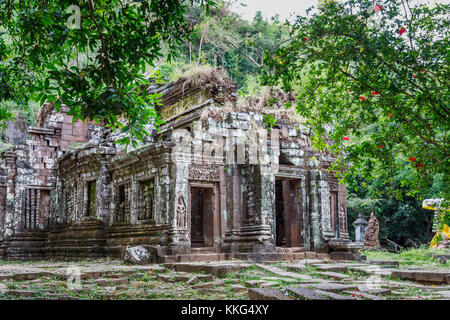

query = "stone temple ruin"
0;69;358;262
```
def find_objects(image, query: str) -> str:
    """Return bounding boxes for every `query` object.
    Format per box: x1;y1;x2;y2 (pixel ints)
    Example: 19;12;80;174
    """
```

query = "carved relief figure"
176;195;186;229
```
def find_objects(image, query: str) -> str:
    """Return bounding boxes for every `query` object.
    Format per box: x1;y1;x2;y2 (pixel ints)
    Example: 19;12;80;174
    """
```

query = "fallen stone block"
192;280;225;289
93;278;128;286
283;264;306;272
318;271;351;280
315;265;348;272
366;260;399;267
435;290;450;299
231;284;246;293
343;290;385;300
286;286;329;300
308;283;358;292
244;280;268;288
391;270;449;284
248;288;294;300
413;271;449;284
314;289;361;300
123;246;152;265
6;290;35;297
357;285;391;295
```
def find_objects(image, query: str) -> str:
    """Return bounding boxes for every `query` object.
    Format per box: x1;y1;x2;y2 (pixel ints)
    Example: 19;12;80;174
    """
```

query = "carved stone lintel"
188;164;220;181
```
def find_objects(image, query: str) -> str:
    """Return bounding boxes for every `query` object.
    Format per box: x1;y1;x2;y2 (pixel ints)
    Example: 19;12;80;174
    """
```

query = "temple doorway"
275;178;304;247
189;185;215;248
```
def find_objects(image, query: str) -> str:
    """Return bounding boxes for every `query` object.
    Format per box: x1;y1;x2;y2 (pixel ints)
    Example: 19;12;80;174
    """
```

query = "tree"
0;0;215;146
261;0;449;199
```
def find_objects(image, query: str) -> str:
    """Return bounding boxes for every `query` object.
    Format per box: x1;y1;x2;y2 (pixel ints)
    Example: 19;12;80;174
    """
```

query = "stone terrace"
0;258;448;300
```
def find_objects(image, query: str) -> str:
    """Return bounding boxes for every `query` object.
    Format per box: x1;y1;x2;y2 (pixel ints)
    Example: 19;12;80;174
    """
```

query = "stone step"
275;247;306;253
162;253;224;263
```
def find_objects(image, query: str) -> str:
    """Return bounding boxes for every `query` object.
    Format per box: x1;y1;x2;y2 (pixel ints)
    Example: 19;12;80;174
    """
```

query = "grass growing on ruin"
364;248;450;269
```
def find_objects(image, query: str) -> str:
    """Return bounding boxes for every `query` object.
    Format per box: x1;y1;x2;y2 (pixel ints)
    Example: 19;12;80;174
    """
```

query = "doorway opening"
275;178;303;247
190;186;214;247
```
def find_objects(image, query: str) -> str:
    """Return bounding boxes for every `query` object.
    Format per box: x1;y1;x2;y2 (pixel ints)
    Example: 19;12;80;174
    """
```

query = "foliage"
0;0;215;147
153;1;288;91
260;0;449;199
346;167;447;246
364;247;449;269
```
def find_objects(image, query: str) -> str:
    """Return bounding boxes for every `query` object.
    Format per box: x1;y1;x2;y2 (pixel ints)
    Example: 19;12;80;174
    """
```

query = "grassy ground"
364;247;450;269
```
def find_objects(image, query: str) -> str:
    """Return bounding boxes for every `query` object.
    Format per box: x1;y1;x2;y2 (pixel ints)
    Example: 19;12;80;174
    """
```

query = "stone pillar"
96;157;112;224
3;151;17;238
338;183;350;240
222;165;274;253
308;169;330;251
167;162;190;254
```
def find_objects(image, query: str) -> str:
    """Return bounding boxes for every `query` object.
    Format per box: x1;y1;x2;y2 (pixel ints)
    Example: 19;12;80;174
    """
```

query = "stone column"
3;152;17;238
308;169;330;251
167;162;190;254
223;165;274;253
96;157;112;224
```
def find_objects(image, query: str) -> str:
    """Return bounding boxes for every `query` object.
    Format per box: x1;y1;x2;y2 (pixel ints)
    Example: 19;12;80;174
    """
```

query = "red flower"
372;90;379;95
398;28;406;35
420;69;424;74
304;37;308;42
413;74;417;79
378;145;383;149
409;157;416;162
360;96;366;101
416;162;423;169
374;5;382;13
344;136;350;141
349;89;352;93
388;113;391;118
352;293;355;297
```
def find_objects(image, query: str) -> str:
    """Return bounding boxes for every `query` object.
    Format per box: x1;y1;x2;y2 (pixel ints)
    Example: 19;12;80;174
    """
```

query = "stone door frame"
274;174;307;248
187;181;220;249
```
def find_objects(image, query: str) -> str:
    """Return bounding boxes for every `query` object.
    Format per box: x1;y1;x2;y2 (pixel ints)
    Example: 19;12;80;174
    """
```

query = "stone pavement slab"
286;286;330;300
308;283;358;292
248;288;294;300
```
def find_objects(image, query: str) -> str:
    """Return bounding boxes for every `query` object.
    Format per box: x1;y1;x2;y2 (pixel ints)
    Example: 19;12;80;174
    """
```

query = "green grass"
364;248;450;269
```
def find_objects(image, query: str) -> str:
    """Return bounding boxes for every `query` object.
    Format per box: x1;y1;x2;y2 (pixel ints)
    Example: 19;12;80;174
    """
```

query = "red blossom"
416;162;423;169
344;136;350;141
360;96;366;101
372;90;379;95
374;5;382;13
409;157;416;162
398;28;406;35
413;74;417;79
378;145;383;149
388;113;391;118
304;37;308;42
